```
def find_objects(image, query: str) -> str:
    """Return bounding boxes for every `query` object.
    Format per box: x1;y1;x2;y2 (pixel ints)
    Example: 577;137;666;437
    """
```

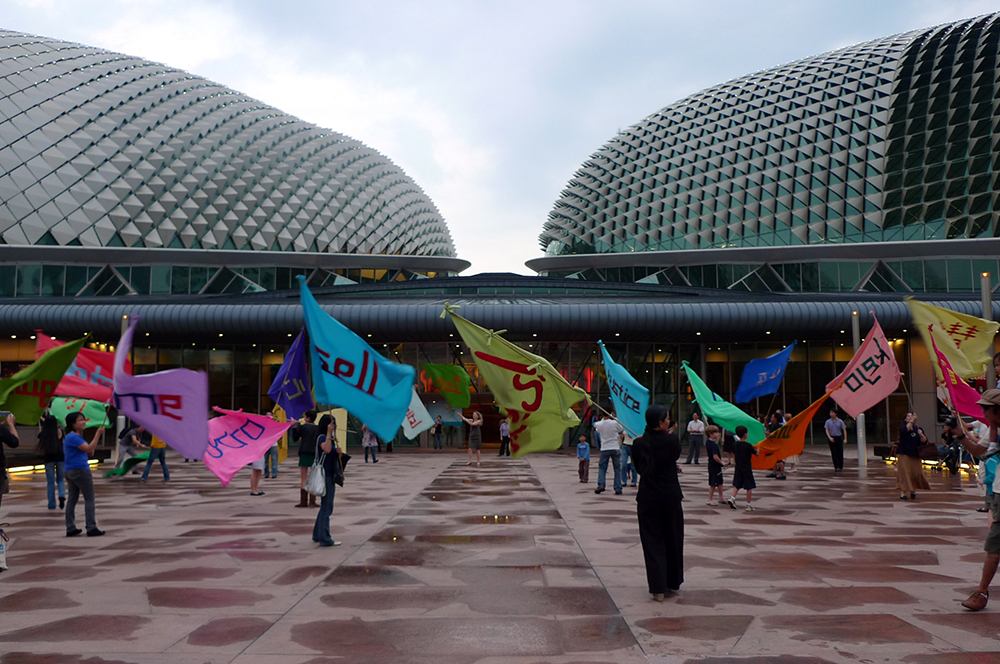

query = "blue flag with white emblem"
734;342;796;404
267;327;315;420
298;277;415;441
598;341;649;439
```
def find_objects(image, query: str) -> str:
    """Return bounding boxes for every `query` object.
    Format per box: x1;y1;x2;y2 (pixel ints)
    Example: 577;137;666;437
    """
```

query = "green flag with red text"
49;396;111;428
421;363;472;409
446;308;588;457
0;335;87;424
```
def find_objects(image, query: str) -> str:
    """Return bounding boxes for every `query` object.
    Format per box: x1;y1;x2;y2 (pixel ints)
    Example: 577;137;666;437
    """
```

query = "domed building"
531;13;1000;295
0;29;467;298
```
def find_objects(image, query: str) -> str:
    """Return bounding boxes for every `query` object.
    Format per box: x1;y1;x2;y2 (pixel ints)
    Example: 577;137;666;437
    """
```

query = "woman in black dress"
631;404;684;601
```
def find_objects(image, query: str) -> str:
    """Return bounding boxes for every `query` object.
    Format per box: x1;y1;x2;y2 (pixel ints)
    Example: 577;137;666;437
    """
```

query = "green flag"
50;396;111;428
681;361;766;444
421;363;472;409
0;335;87;424
447;308;589;457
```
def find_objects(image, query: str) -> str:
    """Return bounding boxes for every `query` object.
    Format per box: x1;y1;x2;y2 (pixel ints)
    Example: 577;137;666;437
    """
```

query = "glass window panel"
947;259;973;292
190;267;209;293
171;266;190;295
819;262;839;292
16;264;41;297
901;261;925;291
40;265;65;297
923;260;947;291
150;266;171;294
839;262;860;290
129;266;150;294
209;348;233;409
0;265;14;297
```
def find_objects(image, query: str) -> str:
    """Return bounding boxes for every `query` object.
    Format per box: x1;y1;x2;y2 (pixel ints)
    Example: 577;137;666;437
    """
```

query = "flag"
104;451;150;478
49;396;111;428
930;329;986;422
299;276;415;442
421;363;472;409
681;361;766;444
598;341;649;438
752;393;831;470
112;317;209;460
734;342;796;404
203;407;294;486
826;318;901;417
907;298;999;379
267;328;315;420
447;308;589;457
402;388;435;439
0;335;87;424
36;332;128;402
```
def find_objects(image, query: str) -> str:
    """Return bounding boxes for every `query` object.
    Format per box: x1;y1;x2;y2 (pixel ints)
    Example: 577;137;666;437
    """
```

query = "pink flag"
930;328;986;422
827;317;901;417
203;407;294;486
112;318;209;460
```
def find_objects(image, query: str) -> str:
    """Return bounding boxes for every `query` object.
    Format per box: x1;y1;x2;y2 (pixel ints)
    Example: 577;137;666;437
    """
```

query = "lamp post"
852;310;867;469
983;273;995;390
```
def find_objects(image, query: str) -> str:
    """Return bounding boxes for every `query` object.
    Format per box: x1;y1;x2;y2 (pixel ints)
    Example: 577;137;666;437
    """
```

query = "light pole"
852;310;867;469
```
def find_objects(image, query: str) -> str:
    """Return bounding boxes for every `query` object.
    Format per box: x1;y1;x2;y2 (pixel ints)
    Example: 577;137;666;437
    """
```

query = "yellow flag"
447;310;589;457
906;298;999;379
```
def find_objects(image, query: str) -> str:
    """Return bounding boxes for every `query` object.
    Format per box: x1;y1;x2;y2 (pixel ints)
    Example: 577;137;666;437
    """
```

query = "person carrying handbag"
310;414;342;547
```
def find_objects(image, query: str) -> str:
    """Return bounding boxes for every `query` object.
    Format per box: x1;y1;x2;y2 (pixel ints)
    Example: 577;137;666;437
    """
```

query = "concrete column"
852;311;867;469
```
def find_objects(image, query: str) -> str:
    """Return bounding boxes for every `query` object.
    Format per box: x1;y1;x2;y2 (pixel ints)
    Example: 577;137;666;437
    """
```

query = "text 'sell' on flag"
826;317;901;418
203;407;294;486
50;396;111;428
681;361;766;445
448;309;589;458
421;363;472;409
113;317;209;460
598;341;648;439
734;342;796;404
907;298;999;379
36;332;128;402
299;276;415;442
0;335;87;424
402;388;435;440
930;328;986;422
267;328;315;420
752;393;832;470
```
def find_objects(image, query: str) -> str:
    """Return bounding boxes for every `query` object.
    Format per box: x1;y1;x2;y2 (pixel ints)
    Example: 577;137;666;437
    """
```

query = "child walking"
705;425;727;505
577;434;591;483
726;425;758;511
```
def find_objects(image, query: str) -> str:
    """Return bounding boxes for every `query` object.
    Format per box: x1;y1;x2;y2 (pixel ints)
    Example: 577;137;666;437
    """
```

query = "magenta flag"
930;329;986;422
113;318;209;460
827;317;902;417
203;407;294;486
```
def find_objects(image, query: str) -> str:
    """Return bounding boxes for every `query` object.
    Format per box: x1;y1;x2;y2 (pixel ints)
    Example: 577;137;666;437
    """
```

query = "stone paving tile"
1;447;1000;662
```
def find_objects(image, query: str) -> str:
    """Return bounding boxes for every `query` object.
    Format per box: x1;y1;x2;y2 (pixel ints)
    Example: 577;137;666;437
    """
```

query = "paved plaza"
1;446;1000;663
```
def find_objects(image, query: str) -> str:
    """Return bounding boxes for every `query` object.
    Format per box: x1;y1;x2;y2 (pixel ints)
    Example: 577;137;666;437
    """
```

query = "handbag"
305;451;327;497
917;443;939;460
334;453;351;487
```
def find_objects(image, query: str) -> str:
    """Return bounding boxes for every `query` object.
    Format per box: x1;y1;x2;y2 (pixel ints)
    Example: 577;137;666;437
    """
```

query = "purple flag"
204;407;294;487
113;318;209;460
267;328;314;420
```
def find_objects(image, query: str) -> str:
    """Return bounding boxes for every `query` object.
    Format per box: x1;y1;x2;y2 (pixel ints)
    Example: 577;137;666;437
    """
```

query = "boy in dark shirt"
705;425;727;506
726;425;758;511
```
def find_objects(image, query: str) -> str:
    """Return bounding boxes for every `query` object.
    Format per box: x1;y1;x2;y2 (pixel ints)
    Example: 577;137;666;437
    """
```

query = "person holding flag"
63;412;105;537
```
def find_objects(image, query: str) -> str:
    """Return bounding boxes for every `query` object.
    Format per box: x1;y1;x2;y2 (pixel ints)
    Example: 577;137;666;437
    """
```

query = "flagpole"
852;311;868;469
589;399;641;439
983;272;996;390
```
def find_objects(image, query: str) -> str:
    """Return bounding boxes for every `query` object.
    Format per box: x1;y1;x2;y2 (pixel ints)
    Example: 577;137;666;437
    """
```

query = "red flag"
930;327;985;423
36;332;130;402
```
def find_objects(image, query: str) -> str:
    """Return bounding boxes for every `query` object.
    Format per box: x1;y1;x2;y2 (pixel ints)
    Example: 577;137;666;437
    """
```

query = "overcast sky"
7;0;997;274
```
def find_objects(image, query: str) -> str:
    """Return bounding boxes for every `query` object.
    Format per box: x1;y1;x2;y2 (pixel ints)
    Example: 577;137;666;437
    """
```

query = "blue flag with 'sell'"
298;276;415;441
267;327;315;420
598;341;649;439
734;342;796;404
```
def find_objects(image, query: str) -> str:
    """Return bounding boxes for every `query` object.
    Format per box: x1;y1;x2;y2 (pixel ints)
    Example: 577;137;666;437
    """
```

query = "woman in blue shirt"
63;412;105;537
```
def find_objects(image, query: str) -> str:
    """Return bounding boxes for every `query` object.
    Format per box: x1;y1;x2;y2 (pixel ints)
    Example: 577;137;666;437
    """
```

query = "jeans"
141;447;170;481
365;446;378;462
265;445;279;477
64;468;97;532
45;461;65;509
312;473;337;544
597;449;622;492
621;445;637;484
433;431;442;450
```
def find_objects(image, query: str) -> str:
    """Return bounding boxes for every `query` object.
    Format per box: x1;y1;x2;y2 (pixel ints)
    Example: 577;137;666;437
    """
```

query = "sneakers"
59;496;65;509
86;528;106;537
594;486;605;494
776;474;787;480
66;528;82;537
318;540;342;547
745;504;755;511
726;496;737;510
706;501;718;506
614;491;623;495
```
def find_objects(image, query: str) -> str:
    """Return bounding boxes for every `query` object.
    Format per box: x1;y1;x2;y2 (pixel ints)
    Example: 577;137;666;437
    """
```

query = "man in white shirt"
593;411;624;495
685;412;705;464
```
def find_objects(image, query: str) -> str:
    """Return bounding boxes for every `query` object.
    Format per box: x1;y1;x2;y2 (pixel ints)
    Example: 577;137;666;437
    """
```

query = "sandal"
962;590;989;611
900;494;908;500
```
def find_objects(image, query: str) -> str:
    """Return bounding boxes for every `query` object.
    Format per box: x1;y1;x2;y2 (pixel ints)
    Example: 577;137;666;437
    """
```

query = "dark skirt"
637;498;684;593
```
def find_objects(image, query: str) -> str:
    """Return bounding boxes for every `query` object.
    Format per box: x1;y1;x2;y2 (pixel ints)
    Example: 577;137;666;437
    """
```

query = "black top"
293;422;320;456
632;429;683;502
37;427;64;463
733;438;758;472
0;424;19;469
898;424;924;457
316;434;341;475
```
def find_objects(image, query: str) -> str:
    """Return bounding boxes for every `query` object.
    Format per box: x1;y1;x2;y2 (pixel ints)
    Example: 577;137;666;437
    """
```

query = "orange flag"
752;392;832;470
